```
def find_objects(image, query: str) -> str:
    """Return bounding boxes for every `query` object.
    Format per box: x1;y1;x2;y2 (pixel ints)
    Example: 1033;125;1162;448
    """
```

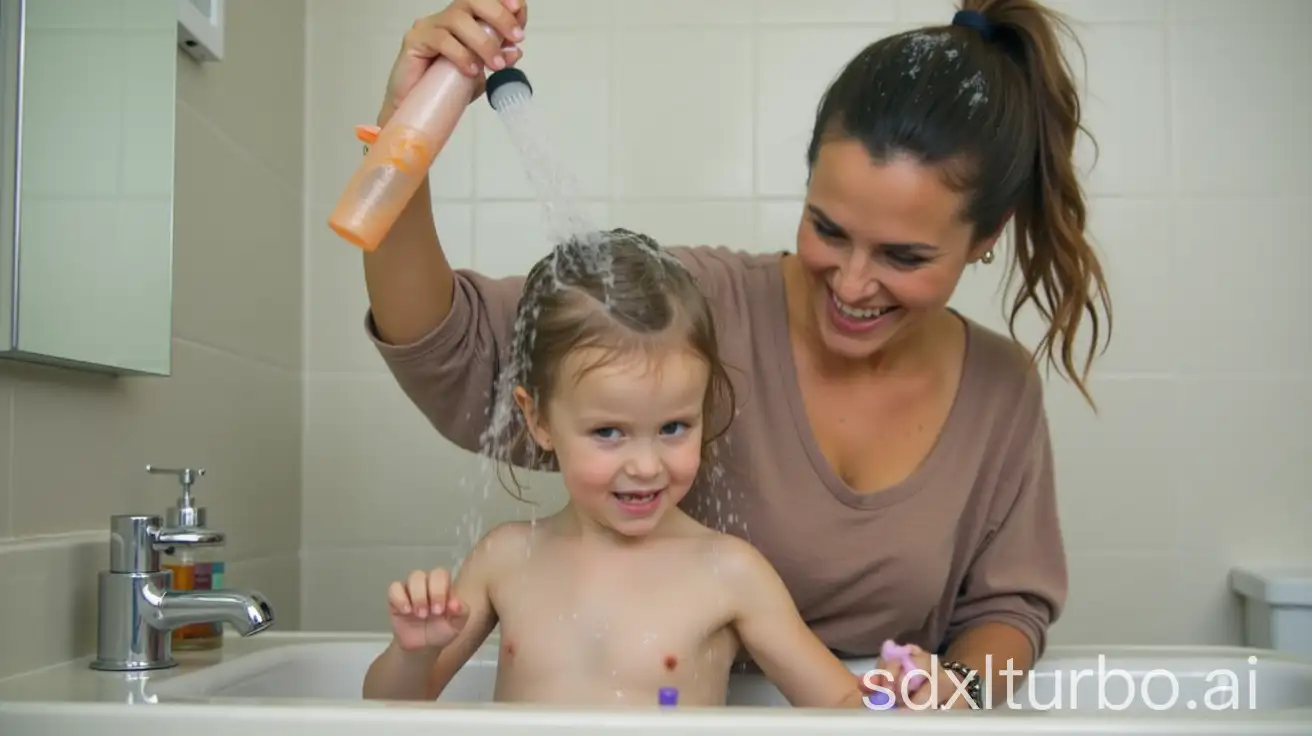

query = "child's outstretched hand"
387;567;469;652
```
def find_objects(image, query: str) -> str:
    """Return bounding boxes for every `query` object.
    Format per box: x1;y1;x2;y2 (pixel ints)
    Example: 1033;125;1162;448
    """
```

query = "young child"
362;229;869;709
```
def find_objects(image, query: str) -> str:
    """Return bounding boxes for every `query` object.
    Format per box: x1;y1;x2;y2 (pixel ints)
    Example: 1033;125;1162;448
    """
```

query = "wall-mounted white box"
177;0;223;62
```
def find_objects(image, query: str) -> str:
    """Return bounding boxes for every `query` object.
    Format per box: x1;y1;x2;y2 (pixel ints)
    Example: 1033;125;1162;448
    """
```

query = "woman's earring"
980;249;995;265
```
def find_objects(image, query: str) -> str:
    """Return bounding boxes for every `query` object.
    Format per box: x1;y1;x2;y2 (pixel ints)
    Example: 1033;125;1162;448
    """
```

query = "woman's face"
792;138;998;364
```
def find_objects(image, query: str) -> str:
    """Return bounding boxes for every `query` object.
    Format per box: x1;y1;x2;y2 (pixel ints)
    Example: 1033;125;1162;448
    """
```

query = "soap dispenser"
147;464;226;651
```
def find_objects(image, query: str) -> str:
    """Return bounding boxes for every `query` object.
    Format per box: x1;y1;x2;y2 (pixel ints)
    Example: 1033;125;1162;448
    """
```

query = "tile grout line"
4;383;12;538
0;529;104;554
749;5;761;199
307;193;1222;209
299;0;316;614
172;337;301;379
604;4;618;217
177;97;302;201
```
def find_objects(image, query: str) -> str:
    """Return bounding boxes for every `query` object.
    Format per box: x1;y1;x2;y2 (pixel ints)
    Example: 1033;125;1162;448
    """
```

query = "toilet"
1229;566;1312;661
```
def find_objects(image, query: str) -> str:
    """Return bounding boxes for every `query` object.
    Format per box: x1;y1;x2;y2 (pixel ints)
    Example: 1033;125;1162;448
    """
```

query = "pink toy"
881;639;929;692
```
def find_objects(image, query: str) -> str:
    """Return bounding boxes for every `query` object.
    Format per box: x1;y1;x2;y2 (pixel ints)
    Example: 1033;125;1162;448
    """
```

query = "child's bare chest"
489;559;740;703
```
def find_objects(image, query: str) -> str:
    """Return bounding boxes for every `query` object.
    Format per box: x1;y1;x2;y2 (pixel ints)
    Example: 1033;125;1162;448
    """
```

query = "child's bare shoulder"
703;531;771;572
675;523;773;577
467;521;536;570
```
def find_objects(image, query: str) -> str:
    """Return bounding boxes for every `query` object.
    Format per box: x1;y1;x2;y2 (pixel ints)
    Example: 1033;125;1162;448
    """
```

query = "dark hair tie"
952;9;995;41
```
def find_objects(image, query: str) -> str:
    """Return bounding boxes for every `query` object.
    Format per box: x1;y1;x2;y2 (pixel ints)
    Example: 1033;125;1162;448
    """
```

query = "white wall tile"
1076;25;1170;195
1171;23;1312;195
755;27;895;197
756;0;897;25
897;0;958;26
301;546;465;631
0;382;12;536
1046;376;1182;555
436;202;478;272
615;0;754;26
302;376;545;548
610;202;758;250
611;29;755;198
523;0;613;27
1171;197;1312;375
900;0;1170;25
755;201;804;255
1168;0;1311;25
307;0;433;35
1079;198;1179;374
1046;0;1168;23
1174;377;1312;563
1051;552;1201;646
309;0;611;34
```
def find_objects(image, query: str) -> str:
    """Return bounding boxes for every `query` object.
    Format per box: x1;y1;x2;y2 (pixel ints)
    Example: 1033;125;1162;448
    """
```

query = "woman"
359;0;1112;710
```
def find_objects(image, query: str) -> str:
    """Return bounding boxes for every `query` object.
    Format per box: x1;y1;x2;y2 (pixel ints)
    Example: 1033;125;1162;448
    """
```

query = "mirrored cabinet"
0;0;177;376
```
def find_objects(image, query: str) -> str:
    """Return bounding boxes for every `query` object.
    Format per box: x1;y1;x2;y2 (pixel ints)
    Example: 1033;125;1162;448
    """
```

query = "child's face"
520;344;709;539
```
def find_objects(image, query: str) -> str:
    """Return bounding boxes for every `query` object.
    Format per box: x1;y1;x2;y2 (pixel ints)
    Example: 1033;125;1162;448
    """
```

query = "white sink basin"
149;639;803;706
148;636;1312;714
2;633;1311;735
152;641;496;702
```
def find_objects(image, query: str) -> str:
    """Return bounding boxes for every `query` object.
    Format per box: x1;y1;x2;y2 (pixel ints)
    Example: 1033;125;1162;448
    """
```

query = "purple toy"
658;687;678;707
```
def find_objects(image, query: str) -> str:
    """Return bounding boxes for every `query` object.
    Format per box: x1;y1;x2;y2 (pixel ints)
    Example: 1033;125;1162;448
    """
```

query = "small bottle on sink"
166;545;225;650
150;465;226;650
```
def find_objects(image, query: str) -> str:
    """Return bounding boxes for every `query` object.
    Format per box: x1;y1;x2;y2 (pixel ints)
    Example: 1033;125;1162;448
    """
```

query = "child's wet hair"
496;228;735;501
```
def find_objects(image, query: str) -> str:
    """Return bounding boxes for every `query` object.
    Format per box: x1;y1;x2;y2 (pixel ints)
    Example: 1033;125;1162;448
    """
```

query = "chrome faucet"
90;466;275;671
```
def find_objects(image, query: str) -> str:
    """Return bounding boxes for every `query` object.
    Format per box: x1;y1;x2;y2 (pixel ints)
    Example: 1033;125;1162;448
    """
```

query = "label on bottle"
194;562;212;591
210;561;225;589
166;560;220;644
